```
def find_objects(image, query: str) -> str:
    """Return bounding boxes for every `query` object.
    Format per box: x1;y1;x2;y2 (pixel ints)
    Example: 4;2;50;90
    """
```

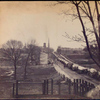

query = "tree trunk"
75;4;100;68
14;61;16;80
95;1;100;62
24;52;30;79
86;1;100;63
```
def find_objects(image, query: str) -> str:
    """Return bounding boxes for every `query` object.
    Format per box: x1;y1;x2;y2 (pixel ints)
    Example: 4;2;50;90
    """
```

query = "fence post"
88;82;91;91
46;79;48;95
91;84;95;90
51;79;53;95
16;80;18;96
84;81;88;94
65;77;67;83
12;83;15;97
42;83;44;94
73;79;76;95
79;79;82;96
68;79;71;94
58;82;61;95
92;84;95;88
82;80;84;96
42;82;45;95
62;75;65;81
67;78;69;83
43;80;46;95
76;79;78;95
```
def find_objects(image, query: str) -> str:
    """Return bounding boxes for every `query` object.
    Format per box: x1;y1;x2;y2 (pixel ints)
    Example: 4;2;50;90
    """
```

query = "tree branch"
76;3;100;67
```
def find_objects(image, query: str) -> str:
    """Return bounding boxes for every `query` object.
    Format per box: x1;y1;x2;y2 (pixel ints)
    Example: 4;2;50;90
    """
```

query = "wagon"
67;62;73;69
96;71;100;80
87;68;98;78
77;66;88;74
72;64;78;71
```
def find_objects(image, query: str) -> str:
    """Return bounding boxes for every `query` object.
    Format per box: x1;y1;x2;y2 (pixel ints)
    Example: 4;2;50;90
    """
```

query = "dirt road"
53;62;100;86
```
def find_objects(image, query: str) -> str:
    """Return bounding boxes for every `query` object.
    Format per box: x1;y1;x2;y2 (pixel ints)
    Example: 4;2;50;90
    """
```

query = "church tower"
48;38;50;49
48;38;50;59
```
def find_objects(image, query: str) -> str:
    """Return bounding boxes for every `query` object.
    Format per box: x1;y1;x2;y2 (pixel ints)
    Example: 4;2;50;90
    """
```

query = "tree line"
0;39;41;80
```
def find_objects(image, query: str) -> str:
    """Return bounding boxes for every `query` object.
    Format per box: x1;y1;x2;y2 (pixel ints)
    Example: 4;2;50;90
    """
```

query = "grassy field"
0;64;62;98
0;64;91;99
61;53;100;71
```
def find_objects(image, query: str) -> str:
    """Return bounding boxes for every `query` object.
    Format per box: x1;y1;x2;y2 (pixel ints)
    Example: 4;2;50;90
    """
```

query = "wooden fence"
13;80;44;97
13;78;95;97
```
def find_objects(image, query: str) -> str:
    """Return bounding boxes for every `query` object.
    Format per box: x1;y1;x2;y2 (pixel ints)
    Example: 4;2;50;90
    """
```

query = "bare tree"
23;40;41;79
1;40;23;80
52;1;100;68
71;1;100;67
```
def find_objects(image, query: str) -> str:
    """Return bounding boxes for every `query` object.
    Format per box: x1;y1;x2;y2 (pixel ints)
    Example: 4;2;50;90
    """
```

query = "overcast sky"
0;1;94;50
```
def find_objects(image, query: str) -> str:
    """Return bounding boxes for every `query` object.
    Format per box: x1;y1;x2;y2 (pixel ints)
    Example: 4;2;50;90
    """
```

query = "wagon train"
52;52;100;81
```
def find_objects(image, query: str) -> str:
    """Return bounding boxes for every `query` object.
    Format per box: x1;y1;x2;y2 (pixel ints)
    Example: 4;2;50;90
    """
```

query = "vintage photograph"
0;1;100;99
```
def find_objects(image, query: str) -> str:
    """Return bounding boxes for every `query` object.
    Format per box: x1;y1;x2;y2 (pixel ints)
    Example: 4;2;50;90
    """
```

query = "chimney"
43;43;46;48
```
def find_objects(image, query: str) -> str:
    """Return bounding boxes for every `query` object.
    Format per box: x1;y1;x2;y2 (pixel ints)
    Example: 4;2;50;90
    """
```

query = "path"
53;61;100;86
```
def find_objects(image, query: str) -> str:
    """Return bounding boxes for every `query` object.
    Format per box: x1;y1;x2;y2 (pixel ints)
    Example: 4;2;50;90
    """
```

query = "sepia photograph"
0;1;100;99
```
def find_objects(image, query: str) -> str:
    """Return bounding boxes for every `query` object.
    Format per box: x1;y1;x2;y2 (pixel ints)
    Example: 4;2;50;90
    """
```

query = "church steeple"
48;38;50;49
48;38;50;59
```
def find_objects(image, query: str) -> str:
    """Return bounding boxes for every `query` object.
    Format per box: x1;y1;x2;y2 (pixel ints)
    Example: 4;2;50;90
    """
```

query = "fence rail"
12;78;95;98
0;77;95;98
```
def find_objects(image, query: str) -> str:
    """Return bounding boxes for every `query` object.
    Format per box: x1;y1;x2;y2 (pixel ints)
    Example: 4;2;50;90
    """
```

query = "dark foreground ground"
13;94;90;99
0;64;91;99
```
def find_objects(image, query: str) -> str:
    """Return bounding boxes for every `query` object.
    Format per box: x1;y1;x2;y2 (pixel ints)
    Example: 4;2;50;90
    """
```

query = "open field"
61;53;100;71
0;64;55;98
0;52;98;99
0;64;64;98
0;64;91;99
